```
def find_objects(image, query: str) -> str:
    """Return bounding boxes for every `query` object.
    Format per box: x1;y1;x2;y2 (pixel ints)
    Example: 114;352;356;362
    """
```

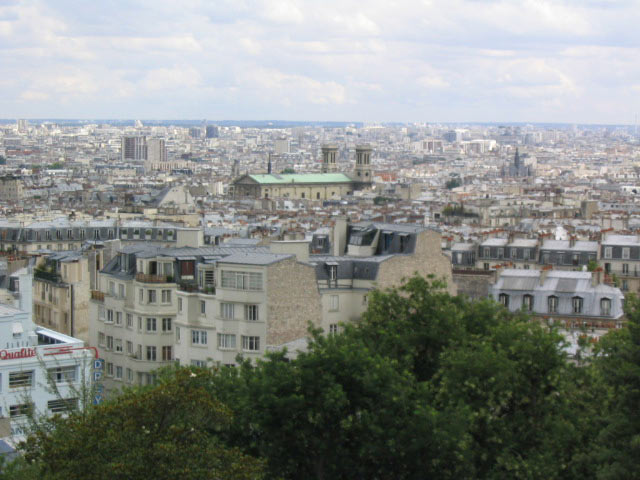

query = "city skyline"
1;0;639;123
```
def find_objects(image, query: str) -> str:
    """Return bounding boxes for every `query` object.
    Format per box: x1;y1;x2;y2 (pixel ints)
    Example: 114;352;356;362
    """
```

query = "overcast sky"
1;0;638;123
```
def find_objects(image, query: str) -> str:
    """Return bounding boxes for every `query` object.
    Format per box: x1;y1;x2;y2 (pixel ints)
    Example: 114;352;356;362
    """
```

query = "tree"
281;167;295;174
19;368;264;480
445;178;461;189
588;294;640;479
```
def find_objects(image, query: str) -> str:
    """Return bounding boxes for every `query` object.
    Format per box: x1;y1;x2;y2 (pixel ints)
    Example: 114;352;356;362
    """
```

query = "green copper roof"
249;173;354;184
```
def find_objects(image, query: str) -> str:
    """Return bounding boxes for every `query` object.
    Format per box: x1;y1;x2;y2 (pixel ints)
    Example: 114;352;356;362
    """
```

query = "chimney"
592;267;602;287
267;153;272;174
332;216;348;256
540;265;552;286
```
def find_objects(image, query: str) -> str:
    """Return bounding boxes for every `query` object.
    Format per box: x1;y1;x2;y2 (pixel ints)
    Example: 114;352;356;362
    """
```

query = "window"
483;247;490;258
178;297;183;312
623;247;630;260
47;398;77;413
106;362;113;376
162;318;172;332
126;341;133;354
200;300;206;315
106;336;113;350
115;311;122;326
148;290;157;304
328;265;338;281
604;246;612;259
244;304;259;321
601;298;612;316
511;248;517;259
146;346;156;361
98;332;105;346
115;339;123;353
138;316;142;331
623;263;629;274
106;309;113;323
126;313;133;328
162;346;172;361
623;279;629;291
192;330;208;345
161;290;171;303
329;324;338;335
127;368;133;382
118;284;125;298
483;263;489;271
218;334;236;349
48;366;76;383
548;296;558;313
220;271;262;290
115;366;123;379
242;336;260;351
220;303;234;319
497;248;504;259
572;296;583;314
146;318;157;332
329;295;339;311
109;281;115;296
191;359;207;367
522;294;534;311
99;306;105;321
572;254;579;266
498;293;509;308
176;326;181;342
10;403;33;417
139;289;144;303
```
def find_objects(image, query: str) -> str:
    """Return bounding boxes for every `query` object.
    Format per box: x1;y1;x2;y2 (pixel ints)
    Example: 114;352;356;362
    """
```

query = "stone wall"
266;257;322;346
376;230;456;295
452;269;495;300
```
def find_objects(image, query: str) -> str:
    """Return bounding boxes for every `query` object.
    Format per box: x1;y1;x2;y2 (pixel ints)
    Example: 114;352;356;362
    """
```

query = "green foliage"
15;274;640;480
19;369;264;480
442;204;478;218
445;178;461;189
373;196;393;205
281;167;295;174
48;162;64;170
587;259;599;272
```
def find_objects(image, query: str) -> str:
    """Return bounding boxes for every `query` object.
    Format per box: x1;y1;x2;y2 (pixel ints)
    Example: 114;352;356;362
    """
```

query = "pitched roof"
248;173;354;184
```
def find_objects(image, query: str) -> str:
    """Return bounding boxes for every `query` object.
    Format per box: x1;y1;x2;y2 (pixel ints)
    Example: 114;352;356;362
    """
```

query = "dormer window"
498;293;509;307
572;296;583;314
327;263;338;281
522;294;534;311
548;295;558;313
600;298;612;316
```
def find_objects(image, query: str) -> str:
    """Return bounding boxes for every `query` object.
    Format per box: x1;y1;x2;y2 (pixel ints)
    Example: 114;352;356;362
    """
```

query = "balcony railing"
91;290;105;302
135;273;170;283
178;282;216;295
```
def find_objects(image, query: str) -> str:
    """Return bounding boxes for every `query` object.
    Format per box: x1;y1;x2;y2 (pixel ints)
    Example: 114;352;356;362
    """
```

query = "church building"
231;145;373;200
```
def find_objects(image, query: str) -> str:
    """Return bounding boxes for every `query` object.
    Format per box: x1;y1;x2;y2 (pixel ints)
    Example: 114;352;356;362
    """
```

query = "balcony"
91;290;105;302
178;282;216;295
135;273;171;284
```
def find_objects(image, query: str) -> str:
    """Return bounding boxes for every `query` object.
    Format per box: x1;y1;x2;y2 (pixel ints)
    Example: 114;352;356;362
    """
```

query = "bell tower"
355;144;372;182
321;144;338;173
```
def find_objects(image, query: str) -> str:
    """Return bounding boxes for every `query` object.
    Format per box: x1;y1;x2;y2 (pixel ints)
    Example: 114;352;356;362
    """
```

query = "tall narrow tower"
355;144;372;181
321;144;338;173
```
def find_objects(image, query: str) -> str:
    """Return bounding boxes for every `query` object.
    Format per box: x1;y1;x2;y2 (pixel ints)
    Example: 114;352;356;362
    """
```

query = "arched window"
548;295;558;313
600;298;612;316
572;296;583;314
522;294;534;311
498;293;509;308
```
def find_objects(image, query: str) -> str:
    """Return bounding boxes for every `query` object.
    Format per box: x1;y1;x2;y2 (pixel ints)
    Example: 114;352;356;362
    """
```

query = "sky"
0;0;639;123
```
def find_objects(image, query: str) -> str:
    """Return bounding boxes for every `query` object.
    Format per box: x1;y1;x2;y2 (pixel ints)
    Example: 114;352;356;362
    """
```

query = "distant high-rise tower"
514;147;521;170
147;139;167;163
17;119;28;133
321;144;338;173
354;145;372;181
121;136;147;161
189;127;201;139
205;126;219;139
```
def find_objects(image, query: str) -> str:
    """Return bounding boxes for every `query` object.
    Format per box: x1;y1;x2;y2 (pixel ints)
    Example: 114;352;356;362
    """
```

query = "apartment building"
601;234;640;294
490;269;624;330
91;221;454;382
0;276;93;441
0;219;226;254
32;251;90;341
